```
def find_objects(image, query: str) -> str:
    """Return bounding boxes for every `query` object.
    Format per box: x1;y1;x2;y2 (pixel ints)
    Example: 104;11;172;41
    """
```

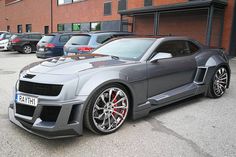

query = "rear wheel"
22;45;32;54
84;84;130;134
207;67;228;98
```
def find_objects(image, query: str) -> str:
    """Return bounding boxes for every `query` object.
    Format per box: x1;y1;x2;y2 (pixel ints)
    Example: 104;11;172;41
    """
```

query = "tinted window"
0;33;11;39
188;41;199;53
38;35;55;43
104;2;112;15
67;35;91;45
5;34;11;39
59;35;70;43
118;0;127;11
156;40;192;57
144;0;152;6
93;38;155;61
0;34;4;39
96;35;113;44
30;34;42;39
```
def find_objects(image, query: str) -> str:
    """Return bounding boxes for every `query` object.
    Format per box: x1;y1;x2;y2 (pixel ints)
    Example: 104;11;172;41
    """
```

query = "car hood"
28;54;136;75
0;39;9;44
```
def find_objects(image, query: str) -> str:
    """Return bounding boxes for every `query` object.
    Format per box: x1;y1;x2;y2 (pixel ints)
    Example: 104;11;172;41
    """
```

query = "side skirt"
133;83;207;120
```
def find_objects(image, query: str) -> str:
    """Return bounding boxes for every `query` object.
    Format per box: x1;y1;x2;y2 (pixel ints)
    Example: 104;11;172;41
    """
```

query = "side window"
23;35;29;39
30;34;42;39
188;41;199;53
156;40;192;57
96;35;113;44
5;34;11;39
59;35;70;43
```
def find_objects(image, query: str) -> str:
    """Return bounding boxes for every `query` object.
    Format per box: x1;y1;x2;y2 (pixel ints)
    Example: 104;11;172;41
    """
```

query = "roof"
70;31;133;36
119;0;227;15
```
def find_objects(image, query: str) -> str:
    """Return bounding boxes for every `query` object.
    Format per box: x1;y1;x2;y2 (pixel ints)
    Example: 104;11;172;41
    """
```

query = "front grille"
15;103;35;117
40;106;61;122
19;81;63;96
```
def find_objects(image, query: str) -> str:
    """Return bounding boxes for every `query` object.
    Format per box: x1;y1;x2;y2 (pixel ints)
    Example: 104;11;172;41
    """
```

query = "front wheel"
84;84;130;134
207;67;229;98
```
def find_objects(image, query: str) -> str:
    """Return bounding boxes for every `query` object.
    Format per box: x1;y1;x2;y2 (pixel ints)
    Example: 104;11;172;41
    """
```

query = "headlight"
16;80;19;91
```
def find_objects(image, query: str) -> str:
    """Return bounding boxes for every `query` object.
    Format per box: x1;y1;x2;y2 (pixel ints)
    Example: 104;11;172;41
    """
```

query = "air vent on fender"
194;67;208;84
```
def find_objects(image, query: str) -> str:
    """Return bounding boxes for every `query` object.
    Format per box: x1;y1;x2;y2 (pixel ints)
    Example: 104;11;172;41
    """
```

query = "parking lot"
0;51;236;157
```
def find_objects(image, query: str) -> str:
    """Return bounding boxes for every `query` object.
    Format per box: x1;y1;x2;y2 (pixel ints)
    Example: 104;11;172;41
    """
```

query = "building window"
26;24;32;32
7;25;10;32
91;22;101;31
57;24;65;31
57;0;84;5
118;0;127;11
44;26;49;34
17;25;22;33
104;2;112;15
144;0;152;7
72;23;81;31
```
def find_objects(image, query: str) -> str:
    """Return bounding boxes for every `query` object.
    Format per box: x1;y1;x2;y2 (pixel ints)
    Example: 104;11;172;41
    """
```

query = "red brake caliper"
112;92;126;119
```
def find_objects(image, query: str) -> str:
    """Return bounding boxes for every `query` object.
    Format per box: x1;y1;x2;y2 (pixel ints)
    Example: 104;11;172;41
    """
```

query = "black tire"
84;83;130;134
22;45;32;54
207;66;229;98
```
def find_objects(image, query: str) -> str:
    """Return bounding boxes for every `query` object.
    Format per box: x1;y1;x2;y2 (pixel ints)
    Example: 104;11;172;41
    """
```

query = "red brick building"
0;0;235;56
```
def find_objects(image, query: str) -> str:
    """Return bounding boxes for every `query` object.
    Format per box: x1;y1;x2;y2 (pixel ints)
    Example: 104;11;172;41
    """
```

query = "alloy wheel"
213;67;228;97
92;87;129;133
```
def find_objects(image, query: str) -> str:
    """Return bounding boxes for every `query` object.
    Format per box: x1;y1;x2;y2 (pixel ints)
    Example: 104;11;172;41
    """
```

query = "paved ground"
0;51;236;157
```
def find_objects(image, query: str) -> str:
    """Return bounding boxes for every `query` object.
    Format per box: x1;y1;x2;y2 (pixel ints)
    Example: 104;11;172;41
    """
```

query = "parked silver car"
9;36;231;139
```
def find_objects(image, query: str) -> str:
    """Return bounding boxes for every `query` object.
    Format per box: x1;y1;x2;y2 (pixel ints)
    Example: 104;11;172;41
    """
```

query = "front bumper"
9;97;85;139
0;42;8;51
36;50;63;59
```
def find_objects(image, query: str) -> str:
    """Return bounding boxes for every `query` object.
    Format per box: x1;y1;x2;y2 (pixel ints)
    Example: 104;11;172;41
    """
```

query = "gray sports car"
9;36;231;139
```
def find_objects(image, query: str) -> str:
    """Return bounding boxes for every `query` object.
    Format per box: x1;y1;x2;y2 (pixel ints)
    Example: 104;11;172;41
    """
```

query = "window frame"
104;1;112;16
57;0;84;6
57;24;65;32
59;34;71;43
149;40;200;60
72;23;81;31
26;24;32;32
90;22;101;31
17;24;22;33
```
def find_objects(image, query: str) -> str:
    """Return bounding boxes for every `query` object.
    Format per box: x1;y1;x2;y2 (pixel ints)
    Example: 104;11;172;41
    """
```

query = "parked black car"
9;33;43;54
64;31;133;56
36;32;75;58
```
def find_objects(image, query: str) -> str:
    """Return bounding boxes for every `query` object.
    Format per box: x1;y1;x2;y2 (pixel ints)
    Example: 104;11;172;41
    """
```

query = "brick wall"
0;0;51;33
0;0;6;30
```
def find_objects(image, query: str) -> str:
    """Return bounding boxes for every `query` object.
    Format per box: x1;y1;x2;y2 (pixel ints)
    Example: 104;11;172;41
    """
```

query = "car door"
147;40;197;97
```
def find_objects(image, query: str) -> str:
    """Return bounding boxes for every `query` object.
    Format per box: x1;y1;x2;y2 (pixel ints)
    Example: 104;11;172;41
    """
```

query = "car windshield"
67;35;91;45
0;34;4;39
92;38;155;61
38;35;54;43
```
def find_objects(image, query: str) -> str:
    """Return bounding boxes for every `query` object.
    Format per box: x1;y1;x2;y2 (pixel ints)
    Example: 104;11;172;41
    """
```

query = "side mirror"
150;52;173;63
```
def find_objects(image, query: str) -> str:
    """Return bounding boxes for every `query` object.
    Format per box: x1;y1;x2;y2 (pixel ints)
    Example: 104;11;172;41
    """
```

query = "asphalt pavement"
0;51;236;157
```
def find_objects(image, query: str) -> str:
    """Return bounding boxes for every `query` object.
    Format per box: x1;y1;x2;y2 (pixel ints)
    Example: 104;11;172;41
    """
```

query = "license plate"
16;94;38;107
39;48;44;52
68;53;76;56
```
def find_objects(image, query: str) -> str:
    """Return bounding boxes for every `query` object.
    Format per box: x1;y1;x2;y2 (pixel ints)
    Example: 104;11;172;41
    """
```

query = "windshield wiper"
111;55;120;60
71;43;80;45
